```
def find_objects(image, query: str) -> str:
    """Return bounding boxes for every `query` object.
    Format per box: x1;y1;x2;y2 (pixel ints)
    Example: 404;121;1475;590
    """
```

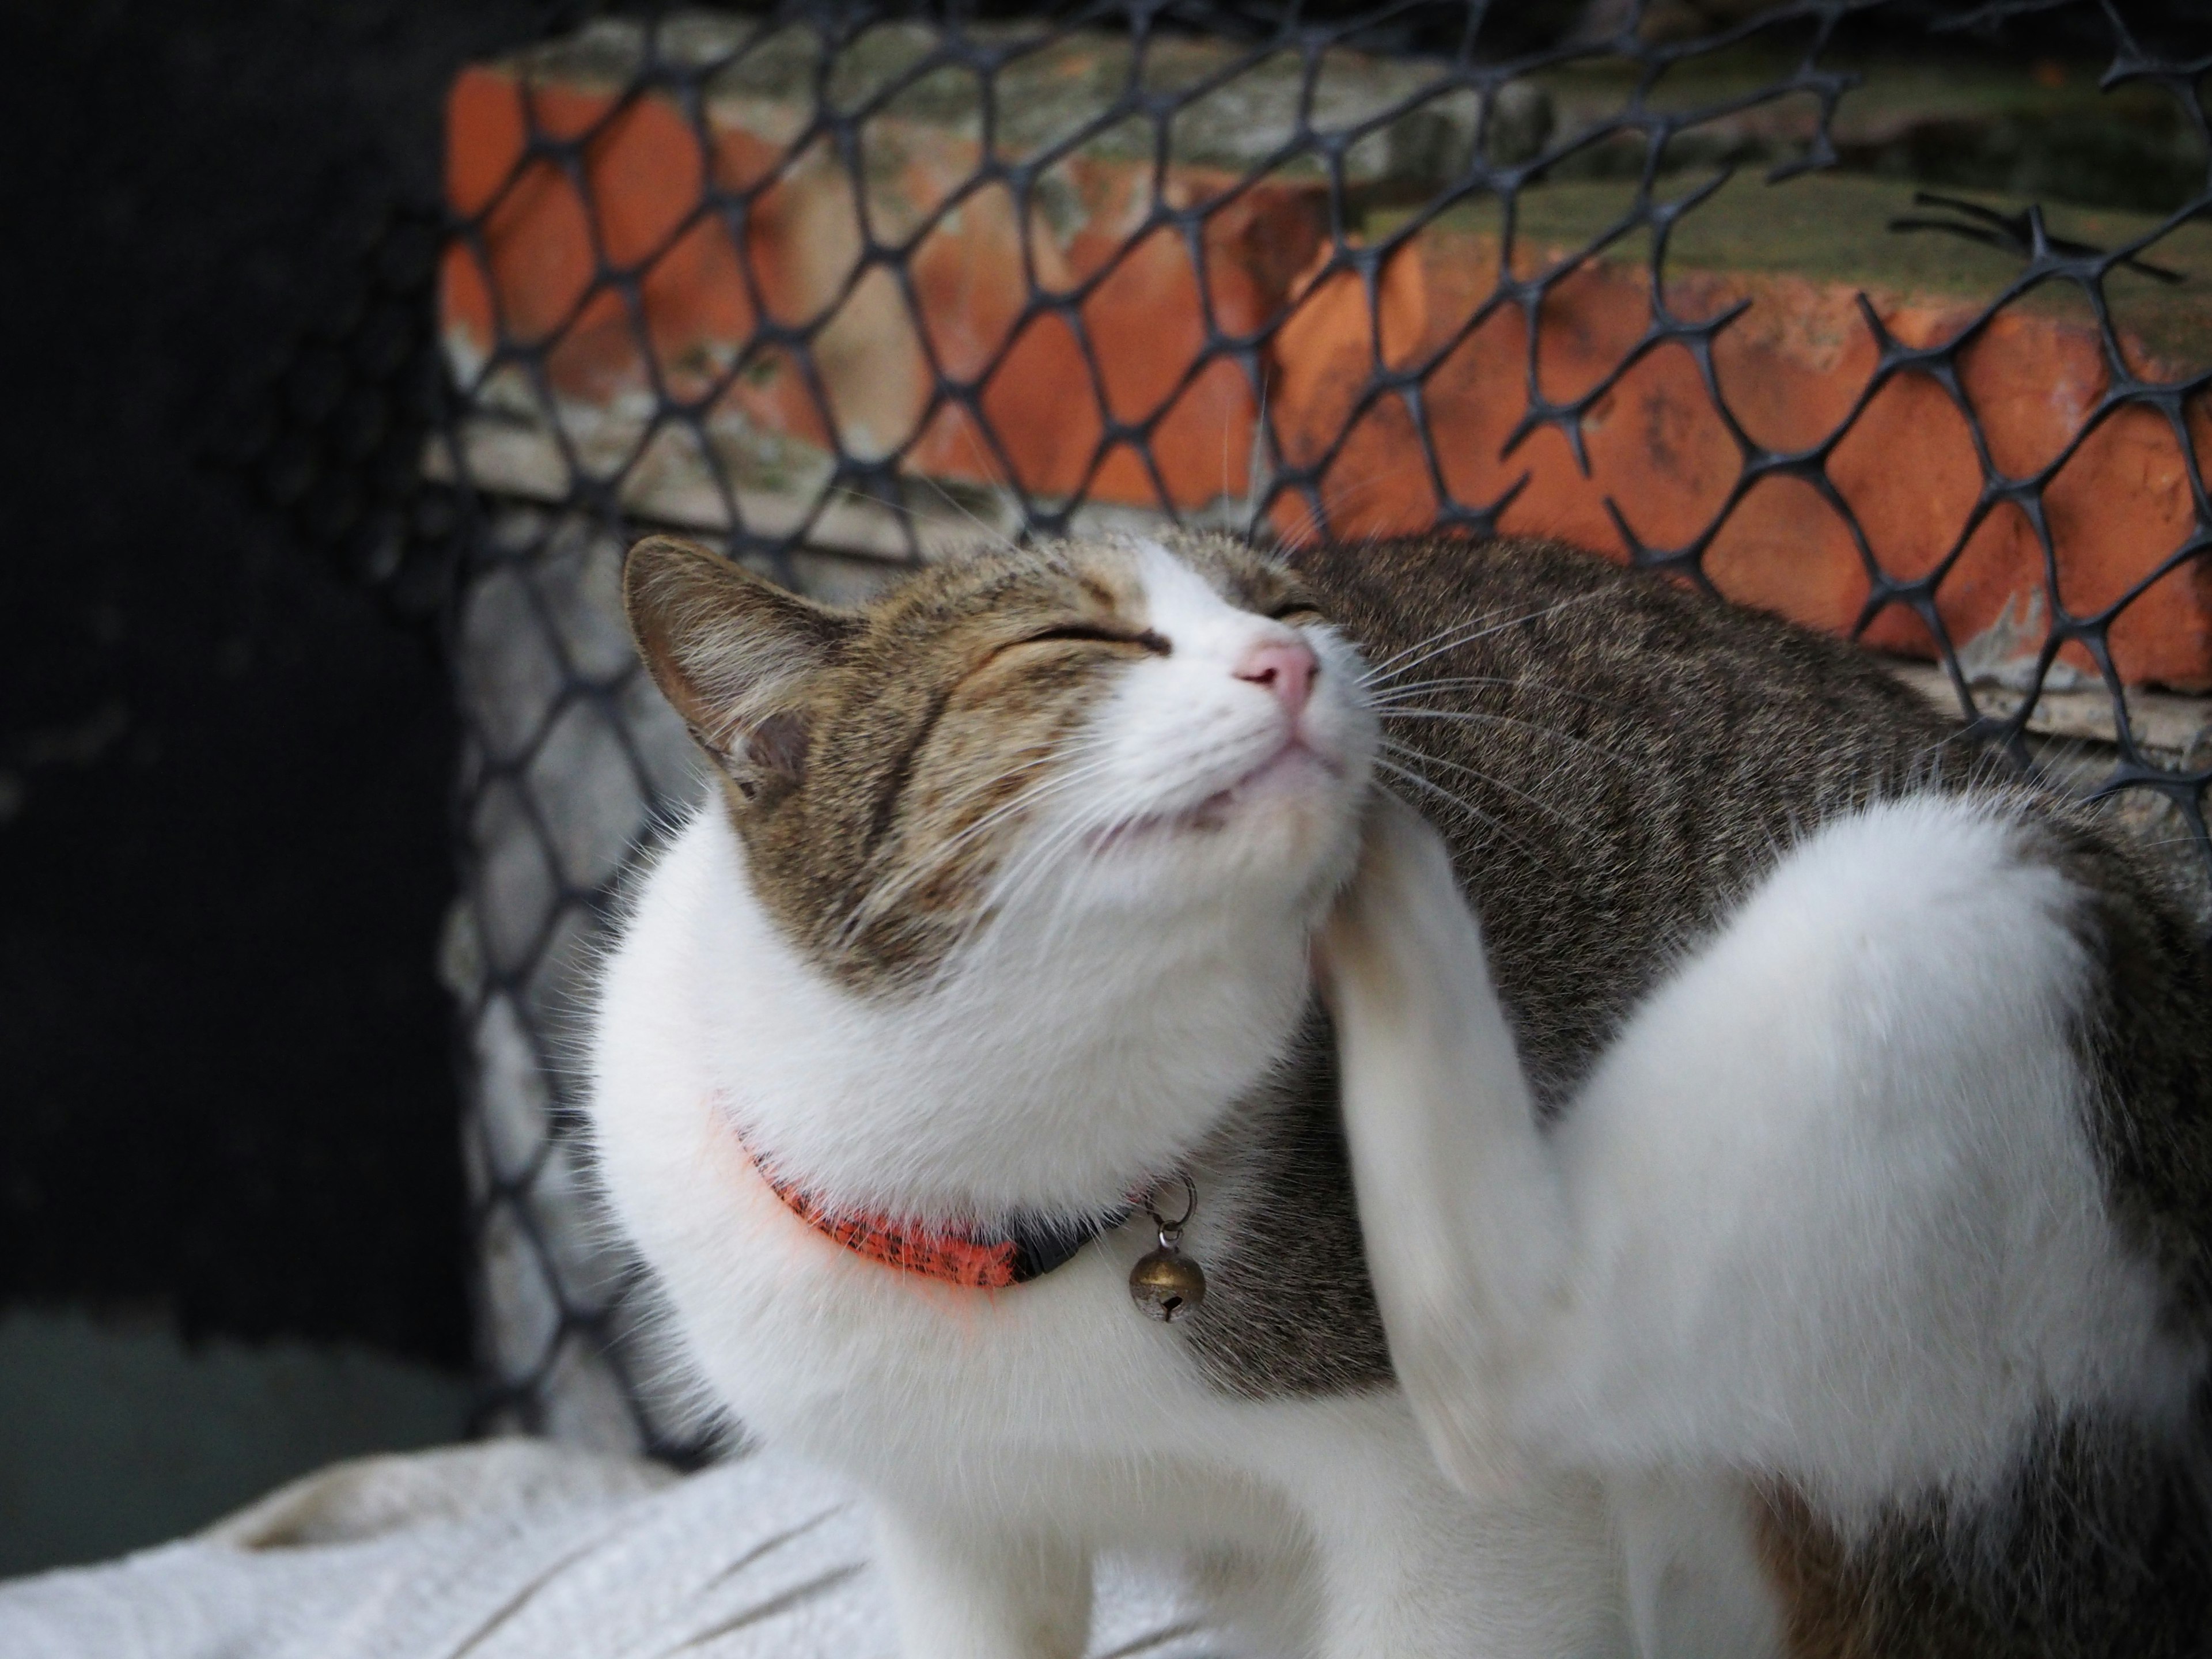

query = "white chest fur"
589;811;1626;1659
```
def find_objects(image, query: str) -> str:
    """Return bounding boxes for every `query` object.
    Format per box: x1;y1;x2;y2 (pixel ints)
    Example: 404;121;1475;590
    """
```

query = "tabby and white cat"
588;528;2212;1658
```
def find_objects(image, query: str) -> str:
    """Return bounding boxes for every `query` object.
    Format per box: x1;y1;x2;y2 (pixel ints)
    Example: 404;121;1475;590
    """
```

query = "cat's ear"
623;536;856;802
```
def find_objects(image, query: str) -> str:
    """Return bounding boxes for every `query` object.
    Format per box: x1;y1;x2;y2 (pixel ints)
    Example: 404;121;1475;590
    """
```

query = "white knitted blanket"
0;1441;1222;1659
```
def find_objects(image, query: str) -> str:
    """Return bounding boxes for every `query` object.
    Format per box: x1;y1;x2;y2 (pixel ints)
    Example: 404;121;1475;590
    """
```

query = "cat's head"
624;532;1377;994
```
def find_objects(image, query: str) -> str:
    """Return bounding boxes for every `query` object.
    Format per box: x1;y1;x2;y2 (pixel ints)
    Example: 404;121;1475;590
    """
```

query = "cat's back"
1297;532;1959;767
1291;535;2200;1110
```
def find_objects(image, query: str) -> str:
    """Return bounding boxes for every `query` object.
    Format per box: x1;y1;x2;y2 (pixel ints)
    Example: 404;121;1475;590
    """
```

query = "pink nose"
1234;637;1317;720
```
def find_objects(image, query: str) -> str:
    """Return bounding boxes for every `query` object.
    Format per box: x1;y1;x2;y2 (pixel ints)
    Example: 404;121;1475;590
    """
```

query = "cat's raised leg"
1319;791;1571;1494
1327;791;2202;1646
873;1507;1092;1659
1524;797;2194;1510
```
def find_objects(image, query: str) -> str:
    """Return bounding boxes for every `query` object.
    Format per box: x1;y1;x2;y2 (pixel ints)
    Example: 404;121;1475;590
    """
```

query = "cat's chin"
1088;741;1342;847
1071;747;1368;922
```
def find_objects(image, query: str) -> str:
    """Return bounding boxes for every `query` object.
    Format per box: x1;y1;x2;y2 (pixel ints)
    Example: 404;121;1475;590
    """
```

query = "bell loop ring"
1143;1172;1198;1250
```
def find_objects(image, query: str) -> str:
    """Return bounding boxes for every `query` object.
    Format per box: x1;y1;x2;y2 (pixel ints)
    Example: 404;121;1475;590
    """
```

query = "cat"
586;525;2212;1657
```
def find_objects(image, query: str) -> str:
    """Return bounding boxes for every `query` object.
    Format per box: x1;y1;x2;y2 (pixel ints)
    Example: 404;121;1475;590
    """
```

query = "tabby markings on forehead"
709;532;1326;998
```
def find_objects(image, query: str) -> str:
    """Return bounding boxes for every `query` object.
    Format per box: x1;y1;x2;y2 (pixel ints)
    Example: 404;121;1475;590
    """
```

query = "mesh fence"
396;0;2212;1452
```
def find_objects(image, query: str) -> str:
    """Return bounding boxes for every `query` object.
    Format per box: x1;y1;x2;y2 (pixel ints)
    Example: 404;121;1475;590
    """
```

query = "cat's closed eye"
1017;623;1172;654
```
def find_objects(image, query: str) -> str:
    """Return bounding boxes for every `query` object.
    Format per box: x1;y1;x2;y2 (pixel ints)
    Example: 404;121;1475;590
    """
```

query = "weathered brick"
440;14;1540;528
1270;174;2212;690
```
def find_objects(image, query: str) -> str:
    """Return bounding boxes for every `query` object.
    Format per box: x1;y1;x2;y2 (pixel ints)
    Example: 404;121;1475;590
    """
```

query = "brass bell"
1130;1245;1207;1322
1128;1174;1206;1323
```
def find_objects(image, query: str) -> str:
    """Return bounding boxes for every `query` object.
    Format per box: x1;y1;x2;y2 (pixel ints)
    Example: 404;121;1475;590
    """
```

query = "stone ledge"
1885;659;2211;761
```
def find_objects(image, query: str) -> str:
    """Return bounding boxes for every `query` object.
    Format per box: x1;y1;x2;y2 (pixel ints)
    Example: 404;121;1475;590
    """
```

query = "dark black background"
0;0;562;1366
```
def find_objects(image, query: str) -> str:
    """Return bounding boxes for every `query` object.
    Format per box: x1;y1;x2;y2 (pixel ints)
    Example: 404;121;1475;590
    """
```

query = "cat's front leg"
1320;792;1570;1493
873;1504;1092;1659
1299;1434;1627;1659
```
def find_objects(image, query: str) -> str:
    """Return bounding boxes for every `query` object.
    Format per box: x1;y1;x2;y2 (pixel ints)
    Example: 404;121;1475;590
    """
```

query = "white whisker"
1370;755;1554;872
1359;590;1613;690
1374;707;1649;775
1365;675;1622;715
1380;737;1586;839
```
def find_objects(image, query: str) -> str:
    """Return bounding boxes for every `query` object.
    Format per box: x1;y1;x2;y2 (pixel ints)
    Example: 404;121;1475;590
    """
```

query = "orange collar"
746;1142;1130;1290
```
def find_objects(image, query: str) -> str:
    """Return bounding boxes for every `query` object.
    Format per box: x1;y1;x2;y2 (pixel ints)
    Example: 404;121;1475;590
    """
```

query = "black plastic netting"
344;0;2212;1450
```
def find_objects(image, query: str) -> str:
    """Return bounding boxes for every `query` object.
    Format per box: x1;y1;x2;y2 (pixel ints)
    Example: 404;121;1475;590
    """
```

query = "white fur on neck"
665;815;1317;1220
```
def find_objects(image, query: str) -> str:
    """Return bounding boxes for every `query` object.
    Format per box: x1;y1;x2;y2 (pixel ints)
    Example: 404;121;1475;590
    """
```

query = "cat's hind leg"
1532;795;2196;1516
1328;791;2200;1520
